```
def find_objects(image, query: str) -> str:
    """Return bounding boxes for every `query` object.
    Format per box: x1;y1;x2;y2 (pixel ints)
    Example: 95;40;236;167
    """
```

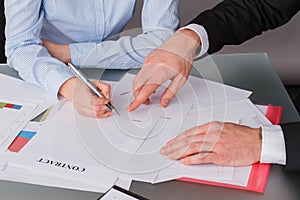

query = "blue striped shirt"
5;0;179;96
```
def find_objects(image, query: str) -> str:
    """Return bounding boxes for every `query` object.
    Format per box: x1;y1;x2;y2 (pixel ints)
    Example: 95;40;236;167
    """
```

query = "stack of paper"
0;74;57;118
0;98;39;150
0;74;57;152
0;72;272;193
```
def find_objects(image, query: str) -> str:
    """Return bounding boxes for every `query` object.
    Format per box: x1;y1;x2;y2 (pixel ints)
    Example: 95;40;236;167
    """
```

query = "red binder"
178;104;283;193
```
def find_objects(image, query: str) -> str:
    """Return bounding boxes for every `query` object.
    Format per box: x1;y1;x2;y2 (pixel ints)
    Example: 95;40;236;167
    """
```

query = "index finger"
128;82;160;112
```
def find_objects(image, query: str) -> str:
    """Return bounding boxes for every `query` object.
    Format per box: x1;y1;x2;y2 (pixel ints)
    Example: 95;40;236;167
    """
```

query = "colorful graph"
8;130;37;153
0;102;22;110
0;98;38;151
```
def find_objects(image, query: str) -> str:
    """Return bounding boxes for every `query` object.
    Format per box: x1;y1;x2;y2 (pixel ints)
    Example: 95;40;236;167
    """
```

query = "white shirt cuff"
260;124;286;165
179;24;209;58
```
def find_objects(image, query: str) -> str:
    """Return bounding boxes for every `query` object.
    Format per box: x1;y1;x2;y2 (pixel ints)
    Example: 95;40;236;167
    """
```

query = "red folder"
178;104;283;193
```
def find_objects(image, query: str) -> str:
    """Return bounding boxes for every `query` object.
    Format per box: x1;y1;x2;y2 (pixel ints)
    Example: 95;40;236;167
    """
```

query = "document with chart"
0;98;39;151
0;72;272;193
0;73;57;119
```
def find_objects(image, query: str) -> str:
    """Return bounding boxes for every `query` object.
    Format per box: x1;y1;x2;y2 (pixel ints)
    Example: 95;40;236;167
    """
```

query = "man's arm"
160;122;263;166
128;29;200;111
160;121;300;171
128;0;300;112
190;0;300;54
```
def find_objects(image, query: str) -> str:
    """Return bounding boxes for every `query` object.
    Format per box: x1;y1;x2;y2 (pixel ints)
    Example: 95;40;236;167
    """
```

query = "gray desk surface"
0;53;300;200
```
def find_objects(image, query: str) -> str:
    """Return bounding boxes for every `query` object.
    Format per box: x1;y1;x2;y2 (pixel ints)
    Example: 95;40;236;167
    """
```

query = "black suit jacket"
189;0;300;170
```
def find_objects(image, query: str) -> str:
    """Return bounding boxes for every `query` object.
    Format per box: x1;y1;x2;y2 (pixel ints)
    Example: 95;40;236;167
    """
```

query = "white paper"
0;155;108;192
9;102;120;192
0;73;57;118
121;73;252;109
177;75;252;107
0;73;261;192
0;120;112;193
255;104;268;116
78;74;194;174
115;177;132;190
78;74;238;183
0;97;39;151
100;187;139;200
165;99;271;186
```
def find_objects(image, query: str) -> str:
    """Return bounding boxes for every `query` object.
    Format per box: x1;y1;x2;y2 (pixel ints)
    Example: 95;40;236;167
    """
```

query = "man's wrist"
179;24;209;58
254;127;263;163
169;29;201;57
177;29;201;45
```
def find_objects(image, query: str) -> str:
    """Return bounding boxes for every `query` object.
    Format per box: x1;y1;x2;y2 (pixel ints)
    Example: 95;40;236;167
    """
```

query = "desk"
1;53;300;200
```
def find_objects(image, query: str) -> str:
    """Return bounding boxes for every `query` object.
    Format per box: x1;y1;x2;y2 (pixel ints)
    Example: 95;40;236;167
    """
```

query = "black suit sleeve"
189;0;300;54
281;122;300;171
188;0;300;170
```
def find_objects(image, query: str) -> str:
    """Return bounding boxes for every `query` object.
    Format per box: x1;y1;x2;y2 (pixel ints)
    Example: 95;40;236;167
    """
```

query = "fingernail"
160;146;167;155
162;99;169;107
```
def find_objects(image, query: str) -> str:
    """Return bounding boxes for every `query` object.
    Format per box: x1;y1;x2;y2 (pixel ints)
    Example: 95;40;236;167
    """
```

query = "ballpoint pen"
67;62;120;116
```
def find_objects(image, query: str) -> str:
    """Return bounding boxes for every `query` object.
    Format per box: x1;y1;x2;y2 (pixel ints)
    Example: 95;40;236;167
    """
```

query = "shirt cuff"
179;24;209;58
260;124;286;165
70;42;97;66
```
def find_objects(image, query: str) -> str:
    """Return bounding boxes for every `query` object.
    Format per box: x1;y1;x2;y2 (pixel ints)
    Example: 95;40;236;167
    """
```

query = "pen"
67;62;120;116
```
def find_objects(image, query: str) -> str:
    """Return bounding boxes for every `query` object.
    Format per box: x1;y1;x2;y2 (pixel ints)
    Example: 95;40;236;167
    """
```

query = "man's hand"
160;121;262;166
59;77;113;118
42;39;71;64
128;29;201;112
